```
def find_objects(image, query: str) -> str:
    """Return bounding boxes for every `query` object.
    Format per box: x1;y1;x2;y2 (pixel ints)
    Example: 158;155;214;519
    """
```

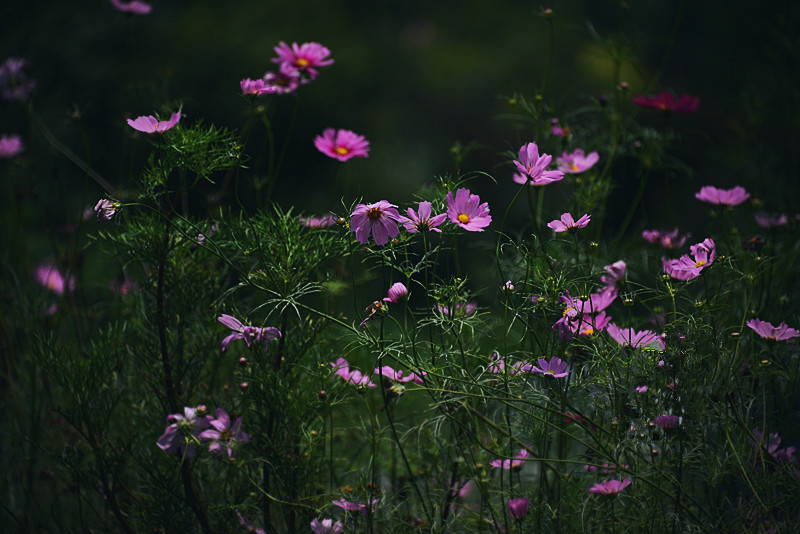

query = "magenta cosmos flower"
35;263;75;295
642;227;691;250
746;319;800;341
662;238;716;281
507;497;530;520
398;201;447;233
0;134;23;158
110;0;152;15
94;199;119;222
374;365;425;385
633;91;699;112
606;323;666;350
156;405;210;458
653;414;680;428
0;57;36;101
127;112;181;134
490;448;531;470
513;141;564;186
217;314;281;353
262;63;301;94
350;200;400;245
330;358;377;387
530;356;570;378
198;408;251;460
695;185;750;207
547;212;590;233
315;128;370;162
240;78;271;96
446;188;492;231
601;260;626;288
310;518;344;534
556;149;599;174
589;477;631;494
383;282;408;303
271;41;333;80
754;212;789;229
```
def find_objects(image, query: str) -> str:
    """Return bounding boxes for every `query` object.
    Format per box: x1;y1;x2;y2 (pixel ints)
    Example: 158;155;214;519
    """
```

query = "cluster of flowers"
240;41;333;97
157;406;250;460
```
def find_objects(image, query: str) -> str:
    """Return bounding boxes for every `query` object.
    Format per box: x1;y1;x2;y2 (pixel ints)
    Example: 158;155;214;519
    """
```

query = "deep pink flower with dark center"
695;185;750;207
589;477;631;494
157;405;210;458
374;365;425;385
315;128;370;161
746;319;800;341
35;263;75;295
606;323;666;350
507;497;530;520
0;57;36;101
198;408;251;460
397;201;447;233
754;212;789;229
383;282;408;303
0;134;23;158
642;228;691;250
530;356;570;378
110;0;152;15
217;314;281;353
513;142;564;185
446;188;492;231
633;91;699;112
662;238;716;281
350;200;400;246
490;448;530;470
653;414;680;428
271;41;333;80
547;212;590;233
310;518;344;534
127;112;181;134
557;149;599;174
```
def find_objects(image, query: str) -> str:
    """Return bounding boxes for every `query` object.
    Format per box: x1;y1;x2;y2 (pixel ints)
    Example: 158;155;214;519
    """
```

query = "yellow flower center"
582;326;594;335
296;58;309;67
367;207;382;220
545;369;555;374
570;163;580;172
336;146;349;156
562;306;574;317
694;260;706;268
458;213;470;224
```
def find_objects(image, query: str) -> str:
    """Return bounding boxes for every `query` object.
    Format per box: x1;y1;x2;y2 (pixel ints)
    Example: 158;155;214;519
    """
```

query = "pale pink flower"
746;319;800;341
0;134;24;158
513;141;564;185
695;185;750;207
383;282;408;303
35;263;75;295
397;201;447;233
350;200;400;245
589;477;631;494
642;228;691;250
754;212;789;229
556;149;599;174
547;212;590;233
606;323;666;350
198;408;250;460
315;128;370;162
127;112;181;134
110;0;152;15
633;91;699;112
271;41;333;80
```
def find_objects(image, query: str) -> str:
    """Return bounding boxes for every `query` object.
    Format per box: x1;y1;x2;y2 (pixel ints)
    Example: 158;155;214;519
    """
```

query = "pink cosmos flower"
330;358;377;387
589;477;631;494
359;300;387;330
507;497;529;520
397;201;447;233
490;448;530;470
35;263;75;295
513;142;564;185
556;149;599;174
550;118;570;138
350;200;400;245
746;319;800;341
695;185;750;207
110;0;152;15
572;311;612;337
271;41;333;81
0;57;36;101
127;112;181;134
383;282;408;303
94;199;119;222
314;128;370;161
754;212;789;229
437;301;478;317
633;91;699;112
310;518;344;534
606;323;666;350
749;429;797;465
300;214;338;228
446;188;492;231
642;228;691;250
0;134;23;158
529;356;570;378
601;260;626;288
261;62;301;94
157;406;210;458
547;212;590;233
374;365;425;385
198;408;251;460
240;78;271;96
662;238;716;281
635;386;648;394
217;314;282;353
332;498;379;515
653;415;679;428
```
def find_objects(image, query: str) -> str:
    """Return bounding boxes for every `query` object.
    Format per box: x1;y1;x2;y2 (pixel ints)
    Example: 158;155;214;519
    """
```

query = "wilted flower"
350;200;400;245
446;188;492;231
397;201;447;233
315;128;370;162
633;91;699;112
589;477;631;494
359;300;387;330
695;185;750;207
606;323;666;350
556;149;599;174
529;356;570;378
310;518;344;534
35;263;75;295
746;319;800;341
754;212;789;229
94;198;119;222
271;41;333;81
198;408;251;460
383;282;408;303
513;142;564;185
156;406;210;458
0;57;36;101
653;414;679;428
109;0;152;15
507;497;529;520
642;228;691;250
127;112;181;134
547;212;590;233
490;448;530;470
0;134;24;158
662;238;716;281
217;314;281;353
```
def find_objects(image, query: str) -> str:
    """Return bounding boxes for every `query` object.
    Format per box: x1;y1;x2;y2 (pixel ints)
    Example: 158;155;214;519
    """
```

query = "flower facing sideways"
127;112;181;134
557;149;599;174
397;201;447;233
754;212;789;229
446;188;491;231
662;238;716;281
507;497;530;520
217;314;281;353
350;200;400;245
198;408;251;460
695;185;750;207
513;141;564;185
314;128;370;162
94;198;119;222
746;319;800;341
383;282;408;303
589;477;631;494
547;212;590;233
490;448;531;470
